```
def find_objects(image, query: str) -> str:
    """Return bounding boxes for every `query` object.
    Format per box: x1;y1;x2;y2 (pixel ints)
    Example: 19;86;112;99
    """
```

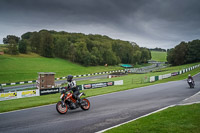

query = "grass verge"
151;51;167;62
0;53;123;83
105;103;200;133
0;62;199;113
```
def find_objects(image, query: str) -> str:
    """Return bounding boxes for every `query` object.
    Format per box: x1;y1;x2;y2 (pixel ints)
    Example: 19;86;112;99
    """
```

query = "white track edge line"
183;90;200;101
177;101;200;106
96;105;175;133
96;83;200;133
96;101;200;133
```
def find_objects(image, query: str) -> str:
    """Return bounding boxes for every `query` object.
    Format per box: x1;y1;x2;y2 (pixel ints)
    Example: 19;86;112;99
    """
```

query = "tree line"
149;47;166;52
167;39;200;66
3;29;151;66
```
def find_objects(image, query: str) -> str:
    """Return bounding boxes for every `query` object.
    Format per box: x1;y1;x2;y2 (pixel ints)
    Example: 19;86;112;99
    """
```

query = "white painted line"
177;101;200;106
96;72;200;133
96;105;175;133
182;90;200;102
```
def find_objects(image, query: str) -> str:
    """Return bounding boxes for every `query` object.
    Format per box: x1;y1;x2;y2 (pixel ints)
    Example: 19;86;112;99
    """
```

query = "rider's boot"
77;96;82;104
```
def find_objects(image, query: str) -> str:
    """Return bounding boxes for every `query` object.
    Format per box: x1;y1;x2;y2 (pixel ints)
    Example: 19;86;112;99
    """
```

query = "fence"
149;64;200;82
0;89;40;101
0;70;125;87
0;80;123;101
125;64;167;74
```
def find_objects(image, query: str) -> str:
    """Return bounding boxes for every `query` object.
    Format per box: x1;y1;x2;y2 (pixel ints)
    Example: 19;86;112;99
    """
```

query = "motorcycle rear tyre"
81;98;90;111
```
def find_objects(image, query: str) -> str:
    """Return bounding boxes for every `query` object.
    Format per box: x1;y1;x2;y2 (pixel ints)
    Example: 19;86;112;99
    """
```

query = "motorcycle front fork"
61;100;65;107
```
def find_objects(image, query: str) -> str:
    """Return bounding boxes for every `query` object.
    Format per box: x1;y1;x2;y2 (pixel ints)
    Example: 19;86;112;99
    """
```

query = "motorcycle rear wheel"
81;98;90;111
56;101;68;114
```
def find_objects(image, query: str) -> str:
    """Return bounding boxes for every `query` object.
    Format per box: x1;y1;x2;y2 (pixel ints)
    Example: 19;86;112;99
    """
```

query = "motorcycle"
187;79;195;88
56;88;90;114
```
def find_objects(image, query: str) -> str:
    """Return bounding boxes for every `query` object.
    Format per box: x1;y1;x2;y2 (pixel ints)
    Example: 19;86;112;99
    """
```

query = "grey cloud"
0;0;200;49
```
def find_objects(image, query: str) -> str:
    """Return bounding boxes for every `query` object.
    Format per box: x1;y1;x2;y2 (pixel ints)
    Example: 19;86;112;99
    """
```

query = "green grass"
0;53;122;83
0;62;199;113
106;103;200;133
0;44;6;51
134;63;152;68
0;51;167;84
151;51;167;62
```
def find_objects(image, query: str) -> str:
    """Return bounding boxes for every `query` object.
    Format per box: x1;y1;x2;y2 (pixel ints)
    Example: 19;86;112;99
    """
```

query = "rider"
66;75;81;103
187;74;194;84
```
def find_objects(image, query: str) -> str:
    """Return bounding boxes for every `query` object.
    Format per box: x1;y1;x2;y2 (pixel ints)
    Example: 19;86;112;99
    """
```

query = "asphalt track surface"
0;74;200;133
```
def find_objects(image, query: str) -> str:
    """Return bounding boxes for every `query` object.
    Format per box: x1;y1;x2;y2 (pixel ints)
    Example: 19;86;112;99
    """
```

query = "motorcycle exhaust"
78;92;84;98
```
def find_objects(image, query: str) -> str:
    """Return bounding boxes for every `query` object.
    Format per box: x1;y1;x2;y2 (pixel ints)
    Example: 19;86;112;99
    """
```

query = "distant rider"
187;74;194;84
66;75;81;103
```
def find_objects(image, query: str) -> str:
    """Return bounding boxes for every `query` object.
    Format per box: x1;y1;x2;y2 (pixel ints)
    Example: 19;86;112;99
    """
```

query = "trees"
54;36;70;58
3;35;20;44
186;40;200;63
40;31;54;58
167;42;188;65
21;32;32;40
140;47;151;63
150;47;166;52
3;35;20;55
30;32;41;53
18;40;28;54
6;29;153;66
173;42;188;65
167;48;175;65
167;39;200;65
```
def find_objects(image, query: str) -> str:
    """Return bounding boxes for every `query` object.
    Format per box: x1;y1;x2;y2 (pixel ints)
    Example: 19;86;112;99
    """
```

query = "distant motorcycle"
187;79;195;88
56;88;90;114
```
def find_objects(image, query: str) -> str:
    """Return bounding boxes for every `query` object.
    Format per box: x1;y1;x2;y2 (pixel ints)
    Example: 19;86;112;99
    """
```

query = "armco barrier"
0;70;124;87
40;88;59;95
114;80;123;85
0;80;124;101
82;81;115;90
179;70;182;75
0;89;40;101
162;73;171;79
150;64;200;82
159;75;163;80
80;80;123;90
17;90;40;98
150;76;155;82
155;76;159;81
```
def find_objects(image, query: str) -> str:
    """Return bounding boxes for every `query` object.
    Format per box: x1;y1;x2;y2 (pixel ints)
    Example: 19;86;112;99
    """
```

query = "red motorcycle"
56;88;90;114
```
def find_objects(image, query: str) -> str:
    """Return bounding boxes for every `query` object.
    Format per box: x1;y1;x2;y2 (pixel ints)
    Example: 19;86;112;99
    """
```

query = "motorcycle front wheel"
56;101;68;114
80;98;90;111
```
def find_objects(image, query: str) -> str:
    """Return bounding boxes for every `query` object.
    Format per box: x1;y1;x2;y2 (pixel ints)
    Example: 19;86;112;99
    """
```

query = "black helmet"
67;75;73;82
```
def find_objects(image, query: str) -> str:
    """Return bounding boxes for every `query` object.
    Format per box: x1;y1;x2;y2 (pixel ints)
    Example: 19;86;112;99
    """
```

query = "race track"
0;74;199;133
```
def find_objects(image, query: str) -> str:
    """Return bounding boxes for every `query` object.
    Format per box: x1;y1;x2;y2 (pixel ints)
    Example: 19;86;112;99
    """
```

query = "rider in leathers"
187;74;195;85
66;75;81;103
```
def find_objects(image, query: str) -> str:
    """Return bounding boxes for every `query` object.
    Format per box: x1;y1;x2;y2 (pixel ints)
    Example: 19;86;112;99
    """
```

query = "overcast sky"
0;0;200;49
